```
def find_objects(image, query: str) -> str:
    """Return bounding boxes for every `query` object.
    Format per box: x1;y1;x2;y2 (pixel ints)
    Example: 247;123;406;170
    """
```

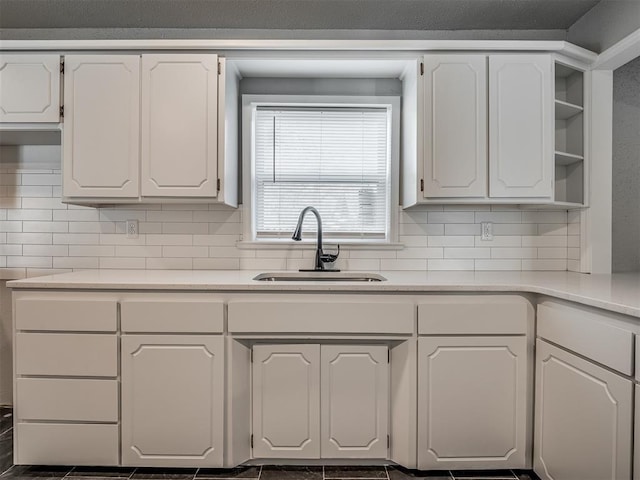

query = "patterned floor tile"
450;471;515;479
196;467;261;479
131;469;196;480
260;466;323;480
387;466;452;479
0;466;73;479
68;467;136;478
324;466;388;479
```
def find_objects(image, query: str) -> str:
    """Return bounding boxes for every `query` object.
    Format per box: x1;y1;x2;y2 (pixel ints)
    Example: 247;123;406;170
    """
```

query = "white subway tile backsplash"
0;244;22;256
0;221;22;232
53;257;99;269
146;257;193;270
381;258;428;271
491;247;537;259
428;259;474;270
428;212;475;224
428;235;475;247
444;247;490;259
474;236;521;247
99;257;146;269
162;246;208;258
522;236;568;247
193;257;241;270
8;232;52;245
114;245;160;257
7;256;52;268
475;211;521;223
162;222;209;234
444;224;481;236
22;245;68;257
53;233;98;245
475;259;522;271
23;221;68;233
1;171;578;273
70;245;117;257
522;259;568;271
8;209;52;221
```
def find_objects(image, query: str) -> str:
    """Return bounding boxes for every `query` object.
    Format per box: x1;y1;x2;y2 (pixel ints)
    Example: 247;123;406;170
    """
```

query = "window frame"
241;94;400;246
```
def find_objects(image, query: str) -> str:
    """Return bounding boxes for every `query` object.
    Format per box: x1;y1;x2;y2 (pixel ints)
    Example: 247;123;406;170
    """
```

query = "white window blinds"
253;106;390;239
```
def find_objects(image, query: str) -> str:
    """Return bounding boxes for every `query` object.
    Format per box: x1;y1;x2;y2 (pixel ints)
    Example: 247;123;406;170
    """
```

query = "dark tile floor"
0;408;540;480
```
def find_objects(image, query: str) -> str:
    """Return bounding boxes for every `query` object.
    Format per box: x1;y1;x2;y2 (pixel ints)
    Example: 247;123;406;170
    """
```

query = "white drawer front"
228;300;413;334
16;333;118;377
16;298;117;332
418;295;532;335
17;378;118;422
16;423;119;466
121;299;224;333
537;301;634;375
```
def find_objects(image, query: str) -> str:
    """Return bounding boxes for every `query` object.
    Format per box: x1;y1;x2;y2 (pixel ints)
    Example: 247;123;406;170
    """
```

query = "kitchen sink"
253;272;387;282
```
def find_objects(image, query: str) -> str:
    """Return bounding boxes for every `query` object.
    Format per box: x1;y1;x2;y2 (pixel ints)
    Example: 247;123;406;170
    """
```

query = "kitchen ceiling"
0;0;601;30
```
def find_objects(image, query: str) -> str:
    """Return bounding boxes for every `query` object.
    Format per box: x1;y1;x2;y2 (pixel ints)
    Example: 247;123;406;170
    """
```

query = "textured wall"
568;0;640;53
612;56;640;273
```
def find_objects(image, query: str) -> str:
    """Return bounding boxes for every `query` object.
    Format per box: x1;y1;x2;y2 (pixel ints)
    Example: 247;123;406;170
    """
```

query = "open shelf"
555;99;583;120
554;63;585;205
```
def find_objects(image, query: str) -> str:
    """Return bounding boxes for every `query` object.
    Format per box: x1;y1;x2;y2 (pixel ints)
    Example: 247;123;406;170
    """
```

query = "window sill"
236;240;404;250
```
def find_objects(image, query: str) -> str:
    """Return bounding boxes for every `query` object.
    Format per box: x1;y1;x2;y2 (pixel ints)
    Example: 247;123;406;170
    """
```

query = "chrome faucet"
292;206;340;271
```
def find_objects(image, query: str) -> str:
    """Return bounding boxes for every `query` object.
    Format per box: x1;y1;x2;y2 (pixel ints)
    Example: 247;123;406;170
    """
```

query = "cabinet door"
252;344;320;459
141;54;218;197
0;54;60;122
63;55;140;198
121;335;224;467
534;340;632;480
635;384;640;480
423;55;487;198
321;345;389;459
418;336;528;470
489;54;553;198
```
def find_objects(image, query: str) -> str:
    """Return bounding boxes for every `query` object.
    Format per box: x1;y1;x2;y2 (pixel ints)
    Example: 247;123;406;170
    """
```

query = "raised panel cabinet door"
321;345;389;459
141;54;218;197
63;55;140;198
121;335;224;467
423;55;487;198
534;340;632;480
489;54;553;198
252;344;320;459
418;336;528;470
0;54;60;122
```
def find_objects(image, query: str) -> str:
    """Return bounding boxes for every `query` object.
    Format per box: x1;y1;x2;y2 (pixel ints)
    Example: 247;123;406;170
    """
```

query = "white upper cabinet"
141;54;219;197
0;54;61;123
423;55;487;198
62;55;140;198
489;54;553;198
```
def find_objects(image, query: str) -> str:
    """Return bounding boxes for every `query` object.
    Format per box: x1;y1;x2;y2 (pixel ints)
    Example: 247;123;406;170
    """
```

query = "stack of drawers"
14;294;120;465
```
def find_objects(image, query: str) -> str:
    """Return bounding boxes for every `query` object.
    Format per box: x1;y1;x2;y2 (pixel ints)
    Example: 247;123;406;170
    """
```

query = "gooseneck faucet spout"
292;206;339;271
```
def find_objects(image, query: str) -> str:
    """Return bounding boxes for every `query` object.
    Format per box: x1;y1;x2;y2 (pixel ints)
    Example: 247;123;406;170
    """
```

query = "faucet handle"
320;244;340;264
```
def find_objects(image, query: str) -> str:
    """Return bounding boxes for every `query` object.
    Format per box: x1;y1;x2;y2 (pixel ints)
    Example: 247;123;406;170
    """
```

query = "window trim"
242;94;400;245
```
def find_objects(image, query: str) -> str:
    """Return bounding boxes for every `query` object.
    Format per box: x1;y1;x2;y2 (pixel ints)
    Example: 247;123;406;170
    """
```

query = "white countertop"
7;269;640;318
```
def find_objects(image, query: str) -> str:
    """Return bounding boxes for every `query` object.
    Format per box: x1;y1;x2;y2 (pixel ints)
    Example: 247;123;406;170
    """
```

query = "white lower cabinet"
534;340;633;480
121;335;225;467
635;384;640;480
418;336;528;470
251;344;389;459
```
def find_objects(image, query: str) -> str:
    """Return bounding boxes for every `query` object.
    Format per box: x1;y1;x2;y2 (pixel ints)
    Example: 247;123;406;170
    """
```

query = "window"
243;95;399;244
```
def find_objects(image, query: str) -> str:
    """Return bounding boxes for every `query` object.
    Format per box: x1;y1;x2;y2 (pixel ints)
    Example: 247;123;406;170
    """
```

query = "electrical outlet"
126;219;138;239
481;222;493;241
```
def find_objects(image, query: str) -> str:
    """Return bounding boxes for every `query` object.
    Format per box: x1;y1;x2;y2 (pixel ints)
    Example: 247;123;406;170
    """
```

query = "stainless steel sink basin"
253;272;387;282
